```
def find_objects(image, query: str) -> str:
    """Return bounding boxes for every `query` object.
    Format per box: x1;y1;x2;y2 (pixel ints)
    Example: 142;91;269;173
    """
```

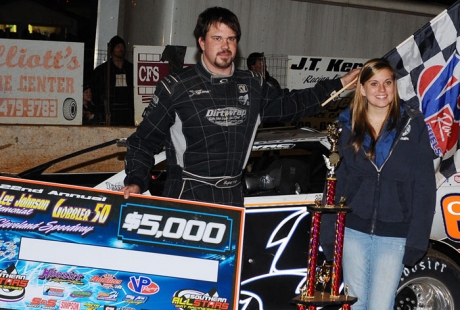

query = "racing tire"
394;248;460;310
62;97;77;121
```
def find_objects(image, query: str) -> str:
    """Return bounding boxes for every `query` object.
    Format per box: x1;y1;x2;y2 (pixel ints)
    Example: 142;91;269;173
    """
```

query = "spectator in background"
247;52;281;89
93;35;134;126
248;52;284;128
82;84;98;125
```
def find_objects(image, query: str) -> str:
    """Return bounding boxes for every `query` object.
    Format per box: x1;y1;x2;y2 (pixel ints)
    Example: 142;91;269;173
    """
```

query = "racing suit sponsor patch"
205;107;247;126
238;94;249;106
238;84;248;93
188;89;211;97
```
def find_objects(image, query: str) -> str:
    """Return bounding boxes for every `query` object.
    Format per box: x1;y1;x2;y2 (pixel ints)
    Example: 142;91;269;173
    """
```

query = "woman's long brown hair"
349;58;401;159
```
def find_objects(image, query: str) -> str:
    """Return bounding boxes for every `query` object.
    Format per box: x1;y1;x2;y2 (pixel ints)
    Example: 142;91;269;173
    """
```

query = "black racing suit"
124;59;343;207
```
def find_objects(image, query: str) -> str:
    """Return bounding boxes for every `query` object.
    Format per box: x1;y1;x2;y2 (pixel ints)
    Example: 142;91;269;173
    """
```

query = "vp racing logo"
206;107;247;126
171;288;229;310
128;276;159;295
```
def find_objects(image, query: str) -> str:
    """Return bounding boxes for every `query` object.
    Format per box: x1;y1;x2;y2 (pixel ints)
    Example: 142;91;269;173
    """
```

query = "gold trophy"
315;261;331;296
292;123;357;310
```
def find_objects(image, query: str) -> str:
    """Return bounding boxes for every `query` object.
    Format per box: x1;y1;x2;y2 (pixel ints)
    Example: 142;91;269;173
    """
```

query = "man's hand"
340;68;360;90
121;184;141;199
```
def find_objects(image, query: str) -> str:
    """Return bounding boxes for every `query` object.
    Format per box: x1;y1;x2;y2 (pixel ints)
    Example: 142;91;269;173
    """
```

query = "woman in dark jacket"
321;58;436;309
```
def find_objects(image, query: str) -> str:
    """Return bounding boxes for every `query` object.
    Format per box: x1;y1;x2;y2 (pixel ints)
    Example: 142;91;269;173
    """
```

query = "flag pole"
321;77;357;107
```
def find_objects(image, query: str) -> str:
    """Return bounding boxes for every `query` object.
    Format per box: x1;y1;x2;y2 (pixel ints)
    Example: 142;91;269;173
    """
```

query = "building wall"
110;0;446;61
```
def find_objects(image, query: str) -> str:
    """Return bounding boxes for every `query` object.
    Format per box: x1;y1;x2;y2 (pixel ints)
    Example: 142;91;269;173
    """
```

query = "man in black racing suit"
122;7;359;207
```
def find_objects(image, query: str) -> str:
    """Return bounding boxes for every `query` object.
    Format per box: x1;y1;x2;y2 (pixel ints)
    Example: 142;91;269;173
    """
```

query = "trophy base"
291;291;357;307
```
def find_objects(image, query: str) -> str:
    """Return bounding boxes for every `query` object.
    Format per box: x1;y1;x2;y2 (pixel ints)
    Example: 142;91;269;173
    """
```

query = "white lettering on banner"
133;45;200;124
0;184;44;193
401;259;447;282
139;65;160;82
447;200;460;215
205;107;247;126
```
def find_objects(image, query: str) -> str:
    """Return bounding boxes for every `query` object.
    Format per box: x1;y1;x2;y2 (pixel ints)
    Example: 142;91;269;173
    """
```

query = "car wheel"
394;249;460;310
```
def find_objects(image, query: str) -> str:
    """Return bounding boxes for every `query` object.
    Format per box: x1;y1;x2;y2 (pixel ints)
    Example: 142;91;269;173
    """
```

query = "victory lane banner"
0;176;244;310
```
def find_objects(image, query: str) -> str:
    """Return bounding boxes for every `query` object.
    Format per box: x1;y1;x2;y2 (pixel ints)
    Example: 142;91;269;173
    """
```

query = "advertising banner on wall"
287;56;367;130
132;48;368;130
0;176;244;310
133;45;199;124
0;39;84;125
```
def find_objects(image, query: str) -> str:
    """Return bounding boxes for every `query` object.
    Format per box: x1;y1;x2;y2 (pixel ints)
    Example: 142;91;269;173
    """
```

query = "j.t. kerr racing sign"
288;56;367;130
0;176;244;310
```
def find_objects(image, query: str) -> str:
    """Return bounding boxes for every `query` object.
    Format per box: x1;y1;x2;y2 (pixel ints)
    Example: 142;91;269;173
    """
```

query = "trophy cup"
291;123;357;310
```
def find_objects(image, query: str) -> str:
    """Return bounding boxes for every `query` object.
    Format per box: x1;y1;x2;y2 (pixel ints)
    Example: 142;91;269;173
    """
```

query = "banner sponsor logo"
127;276;159;295
171;288;229;310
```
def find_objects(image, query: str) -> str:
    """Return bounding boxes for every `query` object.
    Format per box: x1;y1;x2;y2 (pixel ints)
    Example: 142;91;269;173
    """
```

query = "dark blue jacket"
321;103;436;266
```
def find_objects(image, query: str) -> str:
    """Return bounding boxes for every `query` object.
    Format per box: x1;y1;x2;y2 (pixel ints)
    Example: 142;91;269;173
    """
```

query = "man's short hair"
247;52;264;69
193;7;241;52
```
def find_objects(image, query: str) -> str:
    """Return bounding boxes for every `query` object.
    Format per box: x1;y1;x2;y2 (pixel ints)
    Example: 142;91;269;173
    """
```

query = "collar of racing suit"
199;55;235;85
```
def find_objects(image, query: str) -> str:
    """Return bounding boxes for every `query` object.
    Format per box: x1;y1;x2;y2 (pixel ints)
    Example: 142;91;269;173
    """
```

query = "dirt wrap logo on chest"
205;107;247;126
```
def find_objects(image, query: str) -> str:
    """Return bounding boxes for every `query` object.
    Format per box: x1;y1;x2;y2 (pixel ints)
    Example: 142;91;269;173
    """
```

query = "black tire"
394;248;460;310
62;97;77;121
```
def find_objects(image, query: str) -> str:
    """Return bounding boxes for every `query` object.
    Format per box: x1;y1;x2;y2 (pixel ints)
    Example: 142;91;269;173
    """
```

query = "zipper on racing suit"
369;117;411;235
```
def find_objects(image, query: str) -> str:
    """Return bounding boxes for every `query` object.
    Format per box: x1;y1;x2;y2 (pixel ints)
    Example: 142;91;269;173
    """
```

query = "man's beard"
113;51;125;59
214;51;233;69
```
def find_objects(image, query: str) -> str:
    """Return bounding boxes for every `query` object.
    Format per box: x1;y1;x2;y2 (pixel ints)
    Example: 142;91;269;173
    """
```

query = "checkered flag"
384;0;460;187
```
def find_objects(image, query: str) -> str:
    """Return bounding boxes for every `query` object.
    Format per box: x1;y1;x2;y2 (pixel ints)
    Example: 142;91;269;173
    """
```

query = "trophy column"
291;124;357;310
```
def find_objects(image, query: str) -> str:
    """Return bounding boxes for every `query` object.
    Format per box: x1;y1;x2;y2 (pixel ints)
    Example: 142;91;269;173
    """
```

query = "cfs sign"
137;62;169;86
441;195;460;240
